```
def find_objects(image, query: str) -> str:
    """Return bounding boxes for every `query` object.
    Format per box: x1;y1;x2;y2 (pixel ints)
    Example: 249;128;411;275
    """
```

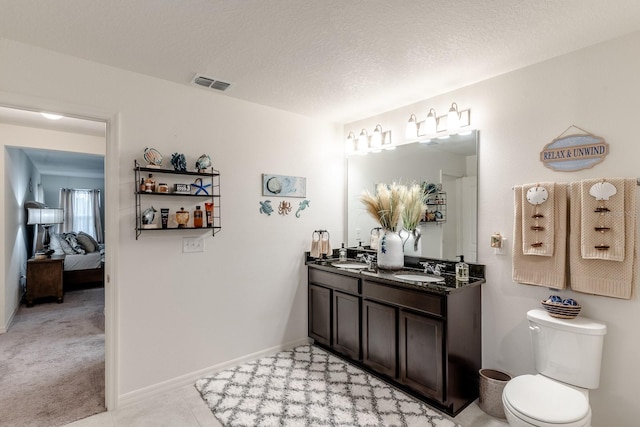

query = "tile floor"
65;384;509;427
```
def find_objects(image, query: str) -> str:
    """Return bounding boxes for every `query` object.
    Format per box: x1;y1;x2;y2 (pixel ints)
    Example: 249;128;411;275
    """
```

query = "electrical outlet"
182;237;204;253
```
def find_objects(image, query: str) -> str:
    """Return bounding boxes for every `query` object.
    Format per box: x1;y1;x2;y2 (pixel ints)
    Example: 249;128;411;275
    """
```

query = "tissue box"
174;183;191;194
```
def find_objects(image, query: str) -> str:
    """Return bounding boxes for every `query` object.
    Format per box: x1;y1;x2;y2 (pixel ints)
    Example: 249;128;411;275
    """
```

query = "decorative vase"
403;228;422;256
377;229;404;270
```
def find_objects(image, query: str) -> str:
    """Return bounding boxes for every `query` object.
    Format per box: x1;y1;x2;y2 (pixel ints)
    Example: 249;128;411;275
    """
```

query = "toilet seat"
503;375;591;426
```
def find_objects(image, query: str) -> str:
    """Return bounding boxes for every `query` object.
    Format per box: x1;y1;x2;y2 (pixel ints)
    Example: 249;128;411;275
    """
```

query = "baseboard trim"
1;298;21;333
117;337;312;408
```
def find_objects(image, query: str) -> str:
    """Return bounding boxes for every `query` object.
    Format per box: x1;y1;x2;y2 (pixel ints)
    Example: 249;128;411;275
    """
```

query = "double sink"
330;261;445;283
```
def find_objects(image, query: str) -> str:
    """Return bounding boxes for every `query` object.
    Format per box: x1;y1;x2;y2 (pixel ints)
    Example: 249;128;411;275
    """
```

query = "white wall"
0;38;344;404
1;146;35;332
346;32;640;425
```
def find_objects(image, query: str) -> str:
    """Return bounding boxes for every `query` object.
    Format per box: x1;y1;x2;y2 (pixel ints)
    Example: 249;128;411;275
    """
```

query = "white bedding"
64;251;102;271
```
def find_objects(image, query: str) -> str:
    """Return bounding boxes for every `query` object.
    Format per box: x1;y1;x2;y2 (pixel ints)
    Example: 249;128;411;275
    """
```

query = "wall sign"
540;127;608;172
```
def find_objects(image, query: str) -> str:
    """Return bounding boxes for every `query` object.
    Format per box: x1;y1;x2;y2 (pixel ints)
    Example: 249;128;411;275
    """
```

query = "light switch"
183;237;204;253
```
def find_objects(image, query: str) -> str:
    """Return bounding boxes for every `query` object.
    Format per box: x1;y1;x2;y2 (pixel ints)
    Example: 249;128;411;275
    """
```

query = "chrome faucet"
420;262;446;276
357;253;377;268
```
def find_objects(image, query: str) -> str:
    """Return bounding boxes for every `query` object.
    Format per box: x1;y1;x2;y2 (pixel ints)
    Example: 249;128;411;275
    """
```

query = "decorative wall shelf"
134;160;221;239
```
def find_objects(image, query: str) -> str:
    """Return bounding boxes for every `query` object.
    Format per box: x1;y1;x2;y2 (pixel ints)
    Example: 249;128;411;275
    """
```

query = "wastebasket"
478;368;512;419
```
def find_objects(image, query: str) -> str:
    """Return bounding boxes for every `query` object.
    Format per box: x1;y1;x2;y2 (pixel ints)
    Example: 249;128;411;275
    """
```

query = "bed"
50;232;105;290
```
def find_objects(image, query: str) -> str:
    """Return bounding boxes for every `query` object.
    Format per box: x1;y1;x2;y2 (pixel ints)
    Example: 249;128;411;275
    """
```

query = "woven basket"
541;300;581;319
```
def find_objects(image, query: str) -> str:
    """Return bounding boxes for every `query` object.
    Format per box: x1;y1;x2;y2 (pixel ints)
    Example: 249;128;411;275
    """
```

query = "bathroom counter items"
306;256;484;416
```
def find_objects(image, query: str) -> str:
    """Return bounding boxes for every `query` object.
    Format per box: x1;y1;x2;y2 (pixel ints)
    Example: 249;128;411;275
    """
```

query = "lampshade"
447;102;460;131
27;208;64;225
357;129;369;152
370;124;383;152
405;114;418;139
424;108;437;135
345;132;356;153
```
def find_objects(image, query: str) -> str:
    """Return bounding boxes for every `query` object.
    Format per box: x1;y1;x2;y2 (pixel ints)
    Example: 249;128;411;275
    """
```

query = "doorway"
0;105;113;422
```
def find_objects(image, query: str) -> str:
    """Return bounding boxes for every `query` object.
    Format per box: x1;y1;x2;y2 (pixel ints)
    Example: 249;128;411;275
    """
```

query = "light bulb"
447;102;460;132
405;114;418;139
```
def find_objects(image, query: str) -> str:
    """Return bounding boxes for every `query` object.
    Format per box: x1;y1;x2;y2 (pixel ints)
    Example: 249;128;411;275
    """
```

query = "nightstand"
26;255;65;307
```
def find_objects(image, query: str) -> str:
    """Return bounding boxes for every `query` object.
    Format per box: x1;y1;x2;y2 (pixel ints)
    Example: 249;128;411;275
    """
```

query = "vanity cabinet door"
399;309;444;402
362;299;397;378
309;284;331;346
332;290;361;360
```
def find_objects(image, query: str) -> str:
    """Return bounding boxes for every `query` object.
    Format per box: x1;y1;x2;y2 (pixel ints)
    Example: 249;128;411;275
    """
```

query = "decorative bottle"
205;202;214;227
456;255;469;282
193;205;203;228
339;243;347;262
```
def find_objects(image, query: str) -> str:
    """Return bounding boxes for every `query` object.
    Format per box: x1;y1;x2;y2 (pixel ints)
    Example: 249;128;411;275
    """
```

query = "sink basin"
394;274;445;283
332;262;369;269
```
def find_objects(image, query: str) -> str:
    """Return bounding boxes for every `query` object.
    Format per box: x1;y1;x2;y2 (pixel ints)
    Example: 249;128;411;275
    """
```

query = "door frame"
0;91;120;410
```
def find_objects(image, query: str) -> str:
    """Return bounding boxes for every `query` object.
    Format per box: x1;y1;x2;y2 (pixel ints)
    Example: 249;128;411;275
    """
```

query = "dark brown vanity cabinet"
308;269;361;360
308;284;331;346
399;309;444;401
362;299;397;377
307;265;481;416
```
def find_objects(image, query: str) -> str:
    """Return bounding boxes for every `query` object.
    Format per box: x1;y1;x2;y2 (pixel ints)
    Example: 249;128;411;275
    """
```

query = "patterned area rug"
195;344;460;426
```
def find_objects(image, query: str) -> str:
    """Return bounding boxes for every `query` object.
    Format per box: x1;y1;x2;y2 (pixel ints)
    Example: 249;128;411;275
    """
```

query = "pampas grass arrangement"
402;184;428;231
360;183;405;232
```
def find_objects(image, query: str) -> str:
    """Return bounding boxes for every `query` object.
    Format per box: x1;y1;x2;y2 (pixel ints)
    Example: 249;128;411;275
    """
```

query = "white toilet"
502;308;607;427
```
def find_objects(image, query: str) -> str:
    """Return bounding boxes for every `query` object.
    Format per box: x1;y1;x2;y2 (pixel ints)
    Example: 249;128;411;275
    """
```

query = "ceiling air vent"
192;74;231;92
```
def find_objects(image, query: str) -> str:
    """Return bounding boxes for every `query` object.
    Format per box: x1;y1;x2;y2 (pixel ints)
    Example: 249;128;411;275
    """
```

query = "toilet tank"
527;308;607;389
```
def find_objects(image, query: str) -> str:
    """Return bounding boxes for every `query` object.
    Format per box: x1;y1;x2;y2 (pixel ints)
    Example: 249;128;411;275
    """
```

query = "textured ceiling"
2;0;640;123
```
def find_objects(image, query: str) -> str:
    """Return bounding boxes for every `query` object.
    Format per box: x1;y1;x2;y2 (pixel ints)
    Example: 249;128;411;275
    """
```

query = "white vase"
403;228;422;256
377;229;404;270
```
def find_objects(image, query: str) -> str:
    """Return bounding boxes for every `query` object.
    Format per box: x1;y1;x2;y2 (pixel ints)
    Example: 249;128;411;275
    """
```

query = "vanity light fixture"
40;112;63;120
370;124;383;152
447;102;460;132
424;108;438;135
345;131;356;153
405;114;418;139
357;129;369;153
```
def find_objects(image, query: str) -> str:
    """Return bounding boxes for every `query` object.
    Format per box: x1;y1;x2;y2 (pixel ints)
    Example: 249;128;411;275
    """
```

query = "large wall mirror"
347;130;478;262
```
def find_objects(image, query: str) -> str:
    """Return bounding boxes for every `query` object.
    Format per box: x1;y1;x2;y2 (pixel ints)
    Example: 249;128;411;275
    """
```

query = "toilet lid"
503;375;589;424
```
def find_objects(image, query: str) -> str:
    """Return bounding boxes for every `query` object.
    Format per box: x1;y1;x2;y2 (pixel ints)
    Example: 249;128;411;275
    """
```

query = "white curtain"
59;189;103;242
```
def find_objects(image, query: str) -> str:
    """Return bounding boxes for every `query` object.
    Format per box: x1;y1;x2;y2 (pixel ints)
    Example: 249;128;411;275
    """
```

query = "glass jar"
144;174;156;192
176;207;189;228
158;183;169;193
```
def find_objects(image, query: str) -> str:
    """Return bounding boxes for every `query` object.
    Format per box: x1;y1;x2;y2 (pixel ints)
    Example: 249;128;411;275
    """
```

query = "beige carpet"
0;287;106;426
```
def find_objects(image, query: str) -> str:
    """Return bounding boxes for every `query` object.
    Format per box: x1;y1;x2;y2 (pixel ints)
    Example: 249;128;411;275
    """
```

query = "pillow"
63;232;85;255
49;233;65;255
76;233;96;253
51;233;76;255
79;232;99;250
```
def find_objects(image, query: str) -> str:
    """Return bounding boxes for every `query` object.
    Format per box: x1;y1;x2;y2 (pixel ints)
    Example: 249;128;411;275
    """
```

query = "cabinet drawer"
362;280;443;317
309;269;359;294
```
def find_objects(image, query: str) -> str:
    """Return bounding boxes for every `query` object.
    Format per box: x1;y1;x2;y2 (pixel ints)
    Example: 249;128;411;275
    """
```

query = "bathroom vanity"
307;257;484;416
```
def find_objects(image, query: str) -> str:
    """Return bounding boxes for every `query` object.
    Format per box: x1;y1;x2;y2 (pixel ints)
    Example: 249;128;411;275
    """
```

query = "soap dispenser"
339;243;347;262
456;255;469;282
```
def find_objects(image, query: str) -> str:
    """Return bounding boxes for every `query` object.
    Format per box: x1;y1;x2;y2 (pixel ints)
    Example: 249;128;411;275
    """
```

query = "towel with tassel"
569;178;637;299
580;178;626;261
521;182;555;256
512;183;568;289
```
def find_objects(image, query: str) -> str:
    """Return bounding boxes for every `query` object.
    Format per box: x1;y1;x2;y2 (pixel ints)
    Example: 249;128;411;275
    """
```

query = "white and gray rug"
195;344;460;427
